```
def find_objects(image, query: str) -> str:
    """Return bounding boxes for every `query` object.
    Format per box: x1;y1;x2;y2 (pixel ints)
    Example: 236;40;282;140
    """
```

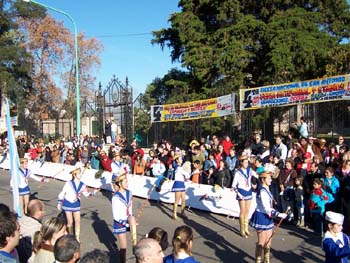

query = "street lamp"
23;0;81;136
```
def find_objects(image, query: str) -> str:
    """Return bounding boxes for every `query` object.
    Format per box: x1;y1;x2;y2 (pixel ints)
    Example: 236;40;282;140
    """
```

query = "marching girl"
323;211;350;263
111;173;137;263
57;167;95;242
249;172;287;263
172;154;191;220
18;157;48;214
232;155;258;238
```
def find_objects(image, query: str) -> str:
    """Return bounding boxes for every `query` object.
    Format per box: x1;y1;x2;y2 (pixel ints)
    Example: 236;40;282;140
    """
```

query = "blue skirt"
19;186;30;196
249;211;274;230
172;181;185;192
62;199;80;212
113;220;129;235
236;188;252;201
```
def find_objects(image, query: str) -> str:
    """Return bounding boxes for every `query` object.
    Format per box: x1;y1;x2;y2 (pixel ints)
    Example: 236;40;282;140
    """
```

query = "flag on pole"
5;98;22;217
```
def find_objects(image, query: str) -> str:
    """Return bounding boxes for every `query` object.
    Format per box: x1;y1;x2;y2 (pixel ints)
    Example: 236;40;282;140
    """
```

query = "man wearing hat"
323;211;350;263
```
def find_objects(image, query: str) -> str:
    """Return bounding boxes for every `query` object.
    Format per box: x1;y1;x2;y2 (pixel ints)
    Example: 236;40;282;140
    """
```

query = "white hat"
325;211;344;225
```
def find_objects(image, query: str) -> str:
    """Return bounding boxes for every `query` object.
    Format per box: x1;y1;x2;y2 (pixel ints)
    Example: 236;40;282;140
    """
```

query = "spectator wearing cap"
323;211;350;263
298;152;313;177
307;136;323;162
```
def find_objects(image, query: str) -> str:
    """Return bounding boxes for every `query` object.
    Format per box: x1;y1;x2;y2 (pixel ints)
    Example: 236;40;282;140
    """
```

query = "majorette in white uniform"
249;185;280;230
57;170;89;212
171;165;191;192
112;188;133;234
17;159;43;195
232;163;257;200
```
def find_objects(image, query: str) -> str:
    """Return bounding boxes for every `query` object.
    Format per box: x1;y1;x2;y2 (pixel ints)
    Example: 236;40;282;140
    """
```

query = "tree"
17;10;103;134
152;0;350;139
0;0;40;126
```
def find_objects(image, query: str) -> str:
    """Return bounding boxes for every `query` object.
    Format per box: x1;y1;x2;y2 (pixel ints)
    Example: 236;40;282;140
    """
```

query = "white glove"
57;204;62;211
278;213;287;219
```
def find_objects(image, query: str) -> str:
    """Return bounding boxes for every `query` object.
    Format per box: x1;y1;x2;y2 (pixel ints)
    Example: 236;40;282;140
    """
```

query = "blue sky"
27;0;181;96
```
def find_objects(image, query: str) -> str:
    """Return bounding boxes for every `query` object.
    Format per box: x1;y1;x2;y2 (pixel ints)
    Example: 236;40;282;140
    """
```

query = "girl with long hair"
164;225;200;263
111;173;137;263
249;172;287;263
232;155;257;238
171;155;191;220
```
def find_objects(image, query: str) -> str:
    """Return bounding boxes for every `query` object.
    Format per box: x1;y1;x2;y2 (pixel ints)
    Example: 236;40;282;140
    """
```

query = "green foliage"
150;0;350;139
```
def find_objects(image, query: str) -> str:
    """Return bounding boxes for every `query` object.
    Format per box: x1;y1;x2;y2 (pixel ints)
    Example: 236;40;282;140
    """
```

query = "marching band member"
323;211;350;263
112;173;137;263
232;155;258;238
249;172;287;263
57;167;95;242
18;157;47;214
171;154;191;220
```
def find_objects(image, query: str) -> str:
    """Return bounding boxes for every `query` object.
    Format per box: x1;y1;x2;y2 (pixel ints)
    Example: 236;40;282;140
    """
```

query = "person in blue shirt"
321;167;340;211
164;225;200;263
323;211;350;263
0;210;20;263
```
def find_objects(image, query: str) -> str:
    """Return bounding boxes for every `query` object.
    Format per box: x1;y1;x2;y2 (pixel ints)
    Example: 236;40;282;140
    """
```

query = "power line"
87;32;153;38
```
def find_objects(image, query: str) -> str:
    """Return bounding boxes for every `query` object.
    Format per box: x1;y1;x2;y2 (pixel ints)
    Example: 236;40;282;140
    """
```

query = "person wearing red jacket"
221;135;234;156
100;150;112;172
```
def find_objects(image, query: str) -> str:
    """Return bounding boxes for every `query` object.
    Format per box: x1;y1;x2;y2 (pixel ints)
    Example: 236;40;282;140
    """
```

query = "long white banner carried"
0;156;256;218
150;93;236;123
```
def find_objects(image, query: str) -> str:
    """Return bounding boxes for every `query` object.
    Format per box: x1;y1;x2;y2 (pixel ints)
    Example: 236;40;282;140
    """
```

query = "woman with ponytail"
32;217;66;263
164;225;200;263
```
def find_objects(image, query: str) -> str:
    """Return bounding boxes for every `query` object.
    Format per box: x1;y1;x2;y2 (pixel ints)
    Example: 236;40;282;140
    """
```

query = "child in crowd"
322;211;350;263
309;178;333;234
294;176;305;227
147;227;169;251
164;225;200;263
191;160;201;184
166;163;175;180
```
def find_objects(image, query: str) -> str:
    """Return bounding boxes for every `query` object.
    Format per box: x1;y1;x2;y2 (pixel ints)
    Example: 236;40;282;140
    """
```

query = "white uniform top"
17;168;42;188
232;167;257;192
57;179;87;203
174;166;191;182
256;187;279;217
111;161;128;176
112;190;132;222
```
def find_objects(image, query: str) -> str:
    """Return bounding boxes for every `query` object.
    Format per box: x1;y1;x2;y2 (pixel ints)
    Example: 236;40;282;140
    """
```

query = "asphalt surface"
0;169;325;263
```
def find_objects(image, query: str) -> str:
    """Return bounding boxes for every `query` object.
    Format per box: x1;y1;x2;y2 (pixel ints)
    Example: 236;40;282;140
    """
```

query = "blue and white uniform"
111;161;128;181
164;253;201;263
323;231;350;263
171;166;190;192
112;189;132;234
57;180;87;212
249;186;280;230
232;167;257;200
17;167;42;196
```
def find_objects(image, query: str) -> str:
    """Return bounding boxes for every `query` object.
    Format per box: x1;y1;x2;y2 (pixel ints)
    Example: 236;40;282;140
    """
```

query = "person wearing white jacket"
17;158;47;214
57;167;94;242
111;173;137;263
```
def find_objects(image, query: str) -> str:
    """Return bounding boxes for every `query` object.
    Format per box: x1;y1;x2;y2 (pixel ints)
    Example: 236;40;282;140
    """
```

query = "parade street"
0;170;324;263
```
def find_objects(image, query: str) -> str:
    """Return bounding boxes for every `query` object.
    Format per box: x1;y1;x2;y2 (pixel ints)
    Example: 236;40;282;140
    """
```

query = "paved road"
0;170;324;262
